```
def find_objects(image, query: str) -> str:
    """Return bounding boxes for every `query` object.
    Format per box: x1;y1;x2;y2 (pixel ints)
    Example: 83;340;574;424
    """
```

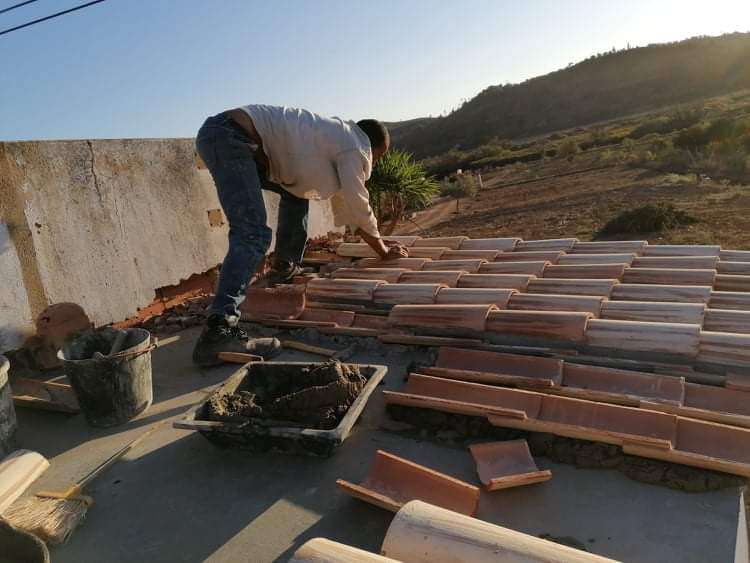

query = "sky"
1;0;749;141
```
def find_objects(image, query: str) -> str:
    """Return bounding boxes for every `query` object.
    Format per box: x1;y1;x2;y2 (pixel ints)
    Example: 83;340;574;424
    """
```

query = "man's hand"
384;244;409;260
356;229;410;260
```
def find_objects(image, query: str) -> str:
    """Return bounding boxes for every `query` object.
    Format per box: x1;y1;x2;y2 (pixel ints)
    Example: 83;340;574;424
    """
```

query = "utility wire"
0;0;41;16
0;0;107;37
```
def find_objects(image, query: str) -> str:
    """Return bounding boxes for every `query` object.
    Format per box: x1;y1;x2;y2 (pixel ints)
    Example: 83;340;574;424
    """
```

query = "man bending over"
193;105;408;366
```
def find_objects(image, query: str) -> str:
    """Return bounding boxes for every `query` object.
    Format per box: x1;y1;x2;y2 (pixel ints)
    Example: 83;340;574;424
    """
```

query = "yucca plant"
367;149;439;234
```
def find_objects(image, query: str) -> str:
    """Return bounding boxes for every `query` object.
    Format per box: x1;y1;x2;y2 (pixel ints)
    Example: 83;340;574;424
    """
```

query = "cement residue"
387;405;747;492
207;360;366;430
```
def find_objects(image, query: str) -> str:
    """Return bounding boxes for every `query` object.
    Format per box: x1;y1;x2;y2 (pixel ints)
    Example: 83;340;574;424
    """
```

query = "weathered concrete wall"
0;139;339;352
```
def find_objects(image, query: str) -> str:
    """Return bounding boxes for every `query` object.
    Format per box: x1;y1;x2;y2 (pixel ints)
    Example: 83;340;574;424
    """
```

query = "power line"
0;0;108;37
0;1;41;16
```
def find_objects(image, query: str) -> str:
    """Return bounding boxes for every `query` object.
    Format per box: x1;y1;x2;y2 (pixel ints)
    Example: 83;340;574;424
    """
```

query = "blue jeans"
196;113;309;320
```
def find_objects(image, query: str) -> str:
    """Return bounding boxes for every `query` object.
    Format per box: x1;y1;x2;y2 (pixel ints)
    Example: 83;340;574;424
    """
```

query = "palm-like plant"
367;149;439;234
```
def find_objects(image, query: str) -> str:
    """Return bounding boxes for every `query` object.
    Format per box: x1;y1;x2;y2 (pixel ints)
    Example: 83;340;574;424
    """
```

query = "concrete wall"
0;139;339;353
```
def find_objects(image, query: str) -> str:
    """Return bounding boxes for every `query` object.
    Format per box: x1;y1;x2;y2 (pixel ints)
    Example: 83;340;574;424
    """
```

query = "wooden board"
336;450;479;515
508;293;604;316
0;450;50;513
622;268;716;287
585;319;701;356
486;310;592;342
600;300;706;325
526;278;617;297
290;538;399;563
11;378;80;413
469;440;552;491
420;367;556;388
611;284;712;304
383;390;530;420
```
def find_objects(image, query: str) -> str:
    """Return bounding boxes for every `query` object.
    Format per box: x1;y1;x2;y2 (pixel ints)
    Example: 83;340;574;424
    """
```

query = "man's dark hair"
357;119;390;150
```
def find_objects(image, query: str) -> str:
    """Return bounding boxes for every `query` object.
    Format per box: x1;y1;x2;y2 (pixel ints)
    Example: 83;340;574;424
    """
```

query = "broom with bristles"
3;423;161;545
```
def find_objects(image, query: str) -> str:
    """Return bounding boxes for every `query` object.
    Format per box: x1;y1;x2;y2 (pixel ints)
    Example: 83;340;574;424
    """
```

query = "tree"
366;149;440;234
441;173;478;213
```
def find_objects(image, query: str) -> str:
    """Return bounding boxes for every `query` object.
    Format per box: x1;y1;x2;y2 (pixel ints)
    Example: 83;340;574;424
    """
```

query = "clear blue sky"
1;0;748;141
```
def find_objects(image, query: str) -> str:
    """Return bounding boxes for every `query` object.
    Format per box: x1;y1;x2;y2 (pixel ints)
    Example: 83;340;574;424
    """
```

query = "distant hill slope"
394;33;750;158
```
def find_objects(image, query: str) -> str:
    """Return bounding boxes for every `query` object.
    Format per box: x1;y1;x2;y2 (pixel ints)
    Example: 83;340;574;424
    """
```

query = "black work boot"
192;315;281;367
267;260;306;287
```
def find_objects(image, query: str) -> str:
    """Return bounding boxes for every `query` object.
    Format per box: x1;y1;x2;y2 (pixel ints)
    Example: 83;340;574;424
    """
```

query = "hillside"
394;33;750;158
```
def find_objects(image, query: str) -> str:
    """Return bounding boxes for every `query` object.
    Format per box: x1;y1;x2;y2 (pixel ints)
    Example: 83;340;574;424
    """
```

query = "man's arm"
335;151;408;260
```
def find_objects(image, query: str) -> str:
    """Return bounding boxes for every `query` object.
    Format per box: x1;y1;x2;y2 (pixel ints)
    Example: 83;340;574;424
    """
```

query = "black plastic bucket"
59;328;154;428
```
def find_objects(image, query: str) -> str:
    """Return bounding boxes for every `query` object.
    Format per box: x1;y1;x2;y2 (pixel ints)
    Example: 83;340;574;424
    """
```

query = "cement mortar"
386;404;747;492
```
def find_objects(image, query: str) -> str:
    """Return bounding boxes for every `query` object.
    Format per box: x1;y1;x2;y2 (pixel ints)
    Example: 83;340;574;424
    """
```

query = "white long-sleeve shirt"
241;104;380;237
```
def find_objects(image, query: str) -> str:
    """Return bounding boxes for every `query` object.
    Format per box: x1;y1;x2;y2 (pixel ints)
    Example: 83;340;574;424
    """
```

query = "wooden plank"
398;270;464;287
0;450;50;513
486;310;592;342
622;268;716;286
382;500;620;563
459;237;519;251
10;378;80;413
389;304;496;331
508;293;604;315
704;309;750;334
515;238;578;252
457;273;534;290
421;259;485;273
632;256;719;269
585;319;701;356
373;284;442;305
469;440;552;491
435;288;515;308
336;450;480;515
526;278;617;297
332;268;407;283
611;284;711;304
494;250;563;263
383;390;529;420
600;301;706;325
412;236;467;249
642;244;721;257
571;241;647;254
709;291;750;311
557;253;636;266
622;442;750;478
479;261;549;276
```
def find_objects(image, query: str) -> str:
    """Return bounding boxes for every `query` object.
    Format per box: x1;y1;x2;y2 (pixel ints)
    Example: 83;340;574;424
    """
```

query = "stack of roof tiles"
273;235;750;373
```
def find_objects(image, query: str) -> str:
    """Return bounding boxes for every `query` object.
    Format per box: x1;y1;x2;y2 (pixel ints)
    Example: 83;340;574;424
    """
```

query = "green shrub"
596;204;698;238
